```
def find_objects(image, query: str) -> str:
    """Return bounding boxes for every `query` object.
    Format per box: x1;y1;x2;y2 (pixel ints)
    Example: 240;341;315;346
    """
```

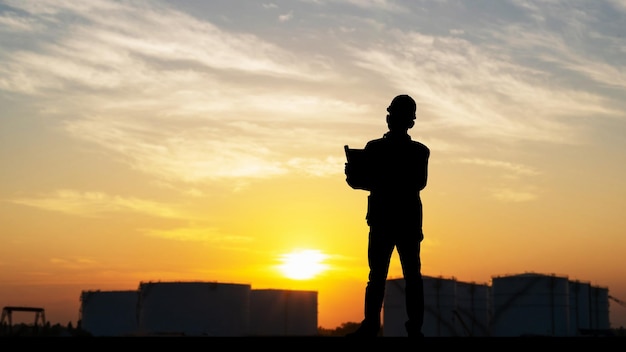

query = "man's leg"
349;227;394;337
397;233;424;337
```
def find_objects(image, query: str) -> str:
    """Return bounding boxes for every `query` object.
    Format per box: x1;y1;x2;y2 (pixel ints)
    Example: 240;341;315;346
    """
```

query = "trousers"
364;223;424;335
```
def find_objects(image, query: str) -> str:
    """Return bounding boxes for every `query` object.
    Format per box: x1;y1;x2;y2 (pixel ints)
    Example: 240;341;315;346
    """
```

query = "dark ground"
3;336;625;350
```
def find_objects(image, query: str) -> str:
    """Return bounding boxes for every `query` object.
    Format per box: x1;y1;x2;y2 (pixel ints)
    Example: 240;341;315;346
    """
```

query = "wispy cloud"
490;23;626;91
278;11;294;22
304;0;406;12
50;257;98;270
143;226;253;243
458;158;541;202
349;30;621;144
0;11;39;31
458;158;540;177
262;3;278;10
490;188;538;203
1;0;624;189
9;189;188;218
0;0;334;92
0;0;361;185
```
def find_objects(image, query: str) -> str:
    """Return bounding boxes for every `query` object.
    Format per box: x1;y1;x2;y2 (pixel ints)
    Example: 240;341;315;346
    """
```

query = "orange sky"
1;0;626;330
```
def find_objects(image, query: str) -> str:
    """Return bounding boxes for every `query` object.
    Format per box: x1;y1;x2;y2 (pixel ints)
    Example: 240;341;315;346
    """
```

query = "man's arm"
416;146;430;191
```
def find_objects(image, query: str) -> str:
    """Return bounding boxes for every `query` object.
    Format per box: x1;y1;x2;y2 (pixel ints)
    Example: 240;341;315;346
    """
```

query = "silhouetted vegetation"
3;320;625;337
318;321;359;336
613;327;626;337
317;322;626;338
0;320;92;337
318;321;385;337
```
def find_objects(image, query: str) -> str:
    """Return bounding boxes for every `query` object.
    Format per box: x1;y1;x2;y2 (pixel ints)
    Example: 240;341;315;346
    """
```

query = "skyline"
1;0;625;329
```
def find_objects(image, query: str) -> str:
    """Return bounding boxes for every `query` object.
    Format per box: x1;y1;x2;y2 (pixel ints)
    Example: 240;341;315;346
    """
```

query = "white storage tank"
423;276;460;337
383;277;408;336
590;285;610;330
491;273;570;336
79;290;138;336
383;276;458;337
455;281;491;336
249;289;318;336
569;280;592;335
137;281;251;336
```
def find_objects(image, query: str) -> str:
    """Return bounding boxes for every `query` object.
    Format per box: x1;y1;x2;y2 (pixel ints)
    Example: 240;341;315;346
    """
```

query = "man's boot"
345;320;380;337
405;320;424;337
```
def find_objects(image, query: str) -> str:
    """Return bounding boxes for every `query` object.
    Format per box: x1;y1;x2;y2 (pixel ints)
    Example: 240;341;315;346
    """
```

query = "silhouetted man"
345;94;429;337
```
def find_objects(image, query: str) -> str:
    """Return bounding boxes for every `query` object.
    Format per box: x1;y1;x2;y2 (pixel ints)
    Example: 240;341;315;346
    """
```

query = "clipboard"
344;145;369;190
344;145;365;164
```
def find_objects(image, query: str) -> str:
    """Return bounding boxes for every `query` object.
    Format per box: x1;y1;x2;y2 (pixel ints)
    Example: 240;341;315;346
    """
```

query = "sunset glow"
1;0;626;331
277;249;329;280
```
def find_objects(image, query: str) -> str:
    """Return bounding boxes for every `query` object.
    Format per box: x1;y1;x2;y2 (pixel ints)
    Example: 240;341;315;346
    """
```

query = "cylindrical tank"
569;280;592;335
249;289;318;336
383;278;410;337
491;273;570;336
79;290;138;336
383;276;458;337
137;281;251;336
590;285;610;330
423;276;458;337
455;281;491;336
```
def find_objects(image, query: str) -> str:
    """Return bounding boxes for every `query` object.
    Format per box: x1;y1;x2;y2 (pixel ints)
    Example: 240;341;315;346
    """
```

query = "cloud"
50;257;98;270
0;0;333;92
489;22;626;91
287;156;345;177
457;158;541;202
490;188;538;203
1;0;625;189
306;0;406;12
9;189;189;219
458;158;540;177
279;11;293;22
61;115;351;183
0;11;40;32
348;30;621;144
0;0;363;185
607;0;626;13
143;226;253;243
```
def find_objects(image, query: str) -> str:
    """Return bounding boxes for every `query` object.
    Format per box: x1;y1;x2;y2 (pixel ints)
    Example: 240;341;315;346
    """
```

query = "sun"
277;249;329;280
